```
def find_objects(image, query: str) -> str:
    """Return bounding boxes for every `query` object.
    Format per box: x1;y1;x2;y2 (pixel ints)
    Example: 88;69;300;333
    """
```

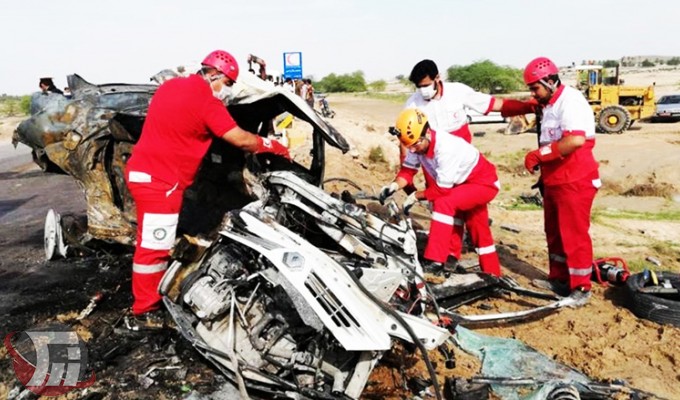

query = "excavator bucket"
504;115;536;135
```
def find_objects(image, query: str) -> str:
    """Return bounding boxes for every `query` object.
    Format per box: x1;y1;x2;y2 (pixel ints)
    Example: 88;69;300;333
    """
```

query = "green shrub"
316;71;367;93
446;60;523;94
19;96;31;115
368;146;386;163
368;80;387;92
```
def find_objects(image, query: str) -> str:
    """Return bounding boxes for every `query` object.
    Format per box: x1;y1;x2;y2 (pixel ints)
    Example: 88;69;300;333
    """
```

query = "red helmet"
523;57;559;85
202;50;239;82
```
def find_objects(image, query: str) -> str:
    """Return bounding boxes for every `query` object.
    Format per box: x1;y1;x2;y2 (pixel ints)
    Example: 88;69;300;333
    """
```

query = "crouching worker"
124;50;290;330
380;108;501;277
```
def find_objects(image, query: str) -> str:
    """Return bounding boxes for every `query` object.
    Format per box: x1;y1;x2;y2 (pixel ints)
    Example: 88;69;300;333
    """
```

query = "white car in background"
652;94;680;122
465;107;506;124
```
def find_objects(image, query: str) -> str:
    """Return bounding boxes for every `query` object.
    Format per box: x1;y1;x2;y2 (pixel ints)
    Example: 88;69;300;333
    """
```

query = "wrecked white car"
13;73;655;400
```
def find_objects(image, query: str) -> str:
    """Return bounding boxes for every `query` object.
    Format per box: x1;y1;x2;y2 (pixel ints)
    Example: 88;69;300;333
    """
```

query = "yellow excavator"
576;65;655;133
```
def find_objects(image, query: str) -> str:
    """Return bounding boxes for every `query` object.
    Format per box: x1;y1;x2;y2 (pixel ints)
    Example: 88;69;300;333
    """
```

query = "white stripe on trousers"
476;244;496;255
133;262;168;274
432;211;454;226
569;267;593;276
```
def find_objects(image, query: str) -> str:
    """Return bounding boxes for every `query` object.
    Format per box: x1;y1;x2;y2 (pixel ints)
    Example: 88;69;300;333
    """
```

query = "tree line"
314;60;524;94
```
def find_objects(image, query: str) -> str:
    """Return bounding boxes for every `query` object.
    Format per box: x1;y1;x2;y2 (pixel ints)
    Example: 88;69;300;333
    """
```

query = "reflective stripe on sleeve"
453;218;464;226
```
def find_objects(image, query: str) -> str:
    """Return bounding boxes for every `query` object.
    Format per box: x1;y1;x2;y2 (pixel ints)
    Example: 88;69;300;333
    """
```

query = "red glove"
500;99;537;117
524;142;562;173
255;136;291;160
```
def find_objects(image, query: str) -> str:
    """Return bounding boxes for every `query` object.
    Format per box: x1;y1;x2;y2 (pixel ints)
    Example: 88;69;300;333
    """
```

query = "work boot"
124;309;175;332
422;261;445;275
445;255;460;271
566;287;592;308
532;279;570;297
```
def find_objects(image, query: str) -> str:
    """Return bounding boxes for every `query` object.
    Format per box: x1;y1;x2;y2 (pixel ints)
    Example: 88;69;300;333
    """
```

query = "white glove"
379;182;399;205
402;192;419;215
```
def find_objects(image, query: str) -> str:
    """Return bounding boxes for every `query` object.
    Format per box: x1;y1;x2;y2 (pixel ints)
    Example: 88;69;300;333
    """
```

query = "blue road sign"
283;52;303;79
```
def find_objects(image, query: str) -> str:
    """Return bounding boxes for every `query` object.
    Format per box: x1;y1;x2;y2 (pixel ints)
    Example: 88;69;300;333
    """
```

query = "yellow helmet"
391;108;428;146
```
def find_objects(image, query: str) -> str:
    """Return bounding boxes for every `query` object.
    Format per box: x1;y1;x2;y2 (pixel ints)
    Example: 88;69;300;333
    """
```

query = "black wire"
321;177;363;191
343;263;443;400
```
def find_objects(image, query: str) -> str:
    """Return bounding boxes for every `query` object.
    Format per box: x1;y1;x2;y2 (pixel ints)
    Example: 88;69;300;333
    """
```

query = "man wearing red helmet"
124;50;290;328
489;57;599;305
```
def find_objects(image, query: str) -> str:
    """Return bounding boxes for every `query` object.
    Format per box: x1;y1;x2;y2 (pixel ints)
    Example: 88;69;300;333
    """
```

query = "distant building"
620;55;680;67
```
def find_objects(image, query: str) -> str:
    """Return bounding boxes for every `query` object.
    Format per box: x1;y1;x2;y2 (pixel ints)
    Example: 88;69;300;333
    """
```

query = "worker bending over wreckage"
401;59;498;269
124;50;290;330
490;56;600;305
380;108;502;277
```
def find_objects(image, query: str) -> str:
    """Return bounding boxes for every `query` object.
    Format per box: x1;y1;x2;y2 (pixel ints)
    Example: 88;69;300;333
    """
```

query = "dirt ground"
1;70;680;399
320;91;680;399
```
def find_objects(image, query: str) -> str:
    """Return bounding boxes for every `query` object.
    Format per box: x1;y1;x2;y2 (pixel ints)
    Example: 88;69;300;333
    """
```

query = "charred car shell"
13;72;349;246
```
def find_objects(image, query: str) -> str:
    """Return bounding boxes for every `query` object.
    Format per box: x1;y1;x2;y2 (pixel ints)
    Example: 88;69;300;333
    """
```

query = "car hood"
227;73;349;152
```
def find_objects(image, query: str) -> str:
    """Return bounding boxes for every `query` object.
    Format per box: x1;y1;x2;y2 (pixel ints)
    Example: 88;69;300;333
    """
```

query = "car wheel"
624;271;680;327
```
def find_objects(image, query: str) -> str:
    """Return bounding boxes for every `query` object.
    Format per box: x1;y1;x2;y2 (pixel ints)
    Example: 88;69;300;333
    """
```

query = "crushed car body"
159;171;454;398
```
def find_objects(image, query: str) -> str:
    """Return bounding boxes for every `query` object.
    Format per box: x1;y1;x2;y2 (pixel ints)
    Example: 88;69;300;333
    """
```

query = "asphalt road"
0;142;31;171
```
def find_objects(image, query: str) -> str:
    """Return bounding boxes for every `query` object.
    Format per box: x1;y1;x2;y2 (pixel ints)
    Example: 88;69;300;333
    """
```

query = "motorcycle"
318;95;335;118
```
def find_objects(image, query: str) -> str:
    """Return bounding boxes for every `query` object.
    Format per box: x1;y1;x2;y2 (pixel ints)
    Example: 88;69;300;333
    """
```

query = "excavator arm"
247;54;267;80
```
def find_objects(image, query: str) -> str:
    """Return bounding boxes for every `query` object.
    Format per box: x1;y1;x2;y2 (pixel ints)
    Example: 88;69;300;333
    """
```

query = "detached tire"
624;271;680;327
597;105;631;134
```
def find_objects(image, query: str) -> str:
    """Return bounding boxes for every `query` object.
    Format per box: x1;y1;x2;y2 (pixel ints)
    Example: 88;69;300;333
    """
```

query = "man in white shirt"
491;57;599;303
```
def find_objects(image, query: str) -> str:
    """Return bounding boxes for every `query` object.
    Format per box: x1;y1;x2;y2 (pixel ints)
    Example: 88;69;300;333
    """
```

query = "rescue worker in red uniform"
381;108;501;277
490;57;600;304
400;59;497;266
124;50;290;327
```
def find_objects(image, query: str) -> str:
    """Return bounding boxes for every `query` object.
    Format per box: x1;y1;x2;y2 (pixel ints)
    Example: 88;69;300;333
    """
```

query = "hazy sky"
2;0;679;95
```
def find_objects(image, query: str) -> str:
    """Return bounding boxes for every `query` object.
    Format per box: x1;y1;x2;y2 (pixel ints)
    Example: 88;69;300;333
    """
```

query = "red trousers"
543;172;599;291
424;183;501;276
126;175;183;315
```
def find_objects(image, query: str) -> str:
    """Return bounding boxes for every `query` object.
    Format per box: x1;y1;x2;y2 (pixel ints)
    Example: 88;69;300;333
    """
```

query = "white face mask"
418;82;437;101
213;84;232;103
